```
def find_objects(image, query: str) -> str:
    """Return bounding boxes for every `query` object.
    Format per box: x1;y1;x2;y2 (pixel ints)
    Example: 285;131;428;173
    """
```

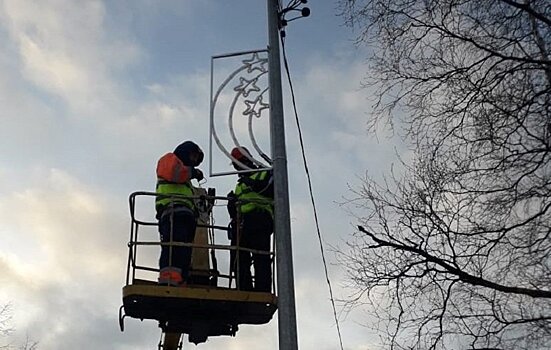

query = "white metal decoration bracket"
209;49;273;177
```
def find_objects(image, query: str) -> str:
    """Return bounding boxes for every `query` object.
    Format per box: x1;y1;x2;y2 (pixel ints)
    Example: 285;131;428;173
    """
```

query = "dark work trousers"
231;210;273;292
159;210;197;281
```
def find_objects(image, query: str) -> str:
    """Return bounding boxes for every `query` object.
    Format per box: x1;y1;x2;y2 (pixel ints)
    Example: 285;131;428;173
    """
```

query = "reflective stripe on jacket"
155;180;195;211
234;171;273;216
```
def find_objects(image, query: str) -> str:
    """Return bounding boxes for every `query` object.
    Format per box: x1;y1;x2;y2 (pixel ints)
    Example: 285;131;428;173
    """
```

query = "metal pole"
267;0;299;349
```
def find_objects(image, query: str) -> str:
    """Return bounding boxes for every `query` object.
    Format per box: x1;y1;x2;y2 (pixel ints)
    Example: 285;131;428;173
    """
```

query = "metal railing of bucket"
125;191;276;293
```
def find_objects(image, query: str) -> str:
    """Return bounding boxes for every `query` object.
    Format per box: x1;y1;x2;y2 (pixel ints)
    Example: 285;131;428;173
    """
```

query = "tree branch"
357;225;551;298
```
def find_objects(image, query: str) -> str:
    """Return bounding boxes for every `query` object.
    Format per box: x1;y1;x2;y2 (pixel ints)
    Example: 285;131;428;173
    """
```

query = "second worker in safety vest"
155;141;204;286
227;147;274;292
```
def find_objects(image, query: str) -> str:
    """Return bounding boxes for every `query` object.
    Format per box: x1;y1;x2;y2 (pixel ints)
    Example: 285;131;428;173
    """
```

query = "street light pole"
267;0;299;349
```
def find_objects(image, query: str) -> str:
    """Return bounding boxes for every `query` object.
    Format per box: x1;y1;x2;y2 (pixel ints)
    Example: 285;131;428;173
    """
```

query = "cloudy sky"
0;1;404;349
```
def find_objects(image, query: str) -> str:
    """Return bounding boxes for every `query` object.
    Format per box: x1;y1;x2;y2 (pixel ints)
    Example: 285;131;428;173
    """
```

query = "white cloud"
0;167;129;347
1;0;142;116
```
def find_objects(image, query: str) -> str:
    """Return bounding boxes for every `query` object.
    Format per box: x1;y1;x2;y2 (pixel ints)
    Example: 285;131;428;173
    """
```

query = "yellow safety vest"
155;180;195;212
234;171;273;216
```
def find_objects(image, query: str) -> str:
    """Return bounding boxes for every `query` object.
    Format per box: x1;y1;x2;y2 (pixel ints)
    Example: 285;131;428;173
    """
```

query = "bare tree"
0;304;38;350
337;1;551;349
0;303;14;349
17;337;37;350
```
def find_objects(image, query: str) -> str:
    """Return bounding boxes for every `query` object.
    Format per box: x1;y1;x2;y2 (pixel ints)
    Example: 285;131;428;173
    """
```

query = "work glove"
227;219;236;240
192;168;204;181
238;175;254;187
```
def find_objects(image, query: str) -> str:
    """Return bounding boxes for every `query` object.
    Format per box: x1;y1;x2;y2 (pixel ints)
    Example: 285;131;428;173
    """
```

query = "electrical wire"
280;31;345;350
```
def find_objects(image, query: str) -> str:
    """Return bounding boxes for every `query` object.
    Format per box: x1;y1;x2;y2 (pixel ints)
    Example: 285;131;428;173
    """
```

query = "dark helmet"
174;141;204;166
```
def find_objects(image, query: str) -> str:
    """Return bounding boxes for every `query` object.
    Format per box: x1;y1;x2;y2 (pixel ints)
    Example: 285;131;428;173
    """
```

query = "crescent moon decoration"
245;89;272;165
210;50;273;176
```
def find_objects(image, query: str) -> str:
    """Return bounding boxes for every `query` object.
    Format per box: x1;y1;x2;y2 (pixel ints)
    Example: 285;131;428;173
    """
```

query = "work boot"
158;267;183;286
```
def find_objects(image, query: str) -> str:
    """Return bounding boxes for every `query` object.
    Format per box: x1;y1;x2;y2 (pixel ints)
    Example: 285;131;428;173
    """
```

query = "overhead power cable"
279;25;345;350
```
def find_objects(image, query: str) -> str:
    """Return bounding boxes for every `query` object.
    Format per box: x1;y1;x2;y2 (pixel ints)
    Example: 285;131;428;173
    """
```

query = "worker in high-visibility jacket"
227;146;274;292
156;141;204;286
